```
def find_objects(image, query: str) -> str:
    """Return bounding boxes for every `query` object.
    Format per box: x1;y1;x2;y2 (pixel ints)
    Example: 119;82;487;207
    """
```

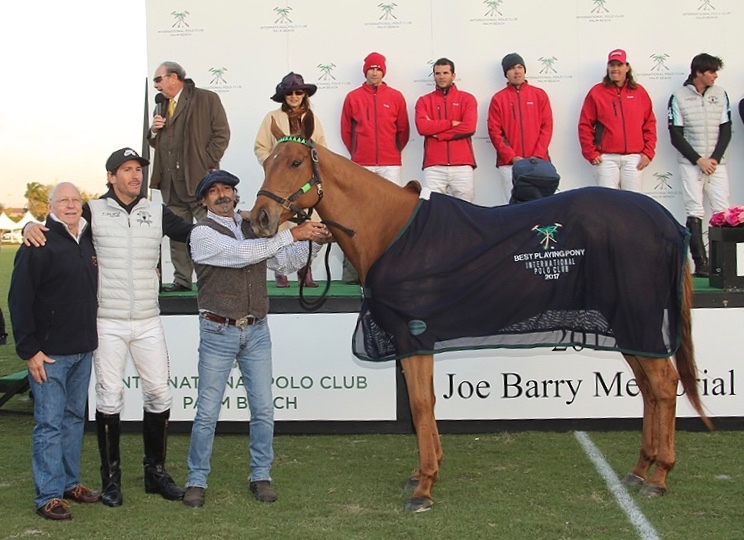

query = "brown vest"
192;218;269;319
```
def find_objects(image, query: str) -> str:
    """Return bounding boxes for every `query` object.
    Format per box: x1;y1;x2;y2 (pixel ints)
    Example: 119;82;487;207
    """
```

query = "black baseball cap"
106;147;150;173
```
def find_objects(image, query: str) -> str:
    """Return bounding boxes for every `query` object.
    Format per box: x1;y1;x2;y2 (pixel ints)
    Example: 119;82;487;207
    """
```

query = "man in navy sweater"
9;182;101;520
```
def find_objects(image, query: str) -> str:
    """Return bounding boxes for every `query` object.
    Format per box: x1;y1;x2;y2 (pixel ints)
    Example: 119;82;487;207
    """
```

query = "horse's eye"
291;159;302;168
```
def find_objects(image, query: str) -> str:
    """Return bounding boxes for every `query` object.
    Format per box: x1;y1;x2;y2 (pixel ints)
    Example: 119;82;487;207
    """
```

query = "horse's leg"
621;355;656;487
623;355;679;497
400;354;438;512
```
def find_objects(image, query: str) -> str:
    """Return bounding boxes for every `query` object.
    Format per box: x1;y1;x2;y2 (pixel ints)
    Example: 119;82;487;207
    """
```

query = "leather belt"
201;312;258;329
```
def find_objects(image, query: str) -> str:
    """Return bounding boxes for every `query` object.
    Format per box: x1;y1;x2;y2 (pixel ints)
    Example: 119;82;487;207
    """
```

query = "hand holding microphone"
151;93;166;133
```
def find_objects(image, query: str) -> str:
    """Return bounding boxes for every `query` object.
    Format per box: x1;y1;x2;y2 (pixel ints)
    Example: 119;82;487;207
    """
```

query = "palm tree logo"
698;0;715;10
654;172;673;190
378;3;398;20
209;68;228;85
317;63;336;81
171;11;190;28
538;57;558;74
650;54;670;71
274;6;292;24
426;59;436;77
532;223;563;250
591;0;609;13
484;0;503;16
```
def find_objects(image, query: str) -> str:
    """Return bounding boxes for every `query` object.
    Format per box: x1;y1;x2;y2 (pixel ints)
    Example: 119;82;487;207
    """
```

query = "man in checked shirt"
182;170;331;508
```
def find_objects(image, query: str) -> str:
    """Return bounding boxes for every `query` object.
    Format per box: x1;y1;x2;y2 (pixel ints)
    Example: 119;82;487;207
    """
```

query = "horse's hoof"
621;472;644;487
639;482;666;497
403;478;419;493
405;496;433;513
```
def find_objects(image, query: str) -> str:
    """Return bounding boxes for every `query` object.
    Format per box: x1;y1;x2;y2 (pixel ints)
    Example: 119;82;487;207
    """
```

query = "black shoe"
161;283;192;293
0;333;7;345
101;479;123;507
96;411;123;507
145;463;185;500
249;480;277;502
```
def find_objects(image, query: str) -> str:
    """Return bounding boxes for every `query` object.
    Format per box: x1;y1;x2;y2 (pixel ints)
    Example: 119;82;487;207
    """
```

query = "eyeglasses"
54;198;83;206
287;90;305;97
153;73;170;84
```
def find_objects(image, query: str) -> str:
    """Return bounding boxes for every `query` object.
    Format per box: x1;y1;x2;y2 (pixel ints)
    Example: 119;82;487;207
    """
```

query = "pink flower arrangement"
710;206;744;227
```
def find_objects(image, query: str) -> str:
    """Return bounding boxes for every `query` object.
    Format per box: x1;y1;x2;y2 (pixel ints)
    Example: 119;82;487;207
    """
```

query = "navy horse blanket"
352;187;689;362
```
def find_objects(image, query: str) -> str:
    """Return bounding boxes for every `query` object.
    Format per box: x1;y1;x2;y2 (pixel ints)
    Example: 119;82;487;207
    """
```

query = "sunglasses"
287;90;306;97
153;73;170;84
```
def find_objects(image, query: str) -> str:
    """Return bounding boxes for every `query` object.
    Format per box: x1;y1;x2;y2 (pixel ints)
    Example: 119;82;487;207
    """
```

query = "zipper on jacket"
616;87;628;154
373;88;379;165
516;87;526;157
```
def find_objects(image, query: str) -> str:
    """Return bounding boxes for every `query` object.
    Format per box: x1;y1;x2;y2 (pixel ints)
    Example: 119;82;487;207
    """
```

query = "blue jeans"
28;352;93;508
187;316;274;488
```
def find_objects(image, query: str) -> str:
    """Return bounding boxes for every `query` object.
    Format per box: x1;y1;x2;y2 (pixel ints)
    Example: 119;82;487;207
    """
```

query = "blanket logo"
512;223;586;281
408;319;427;336
532;223;562;250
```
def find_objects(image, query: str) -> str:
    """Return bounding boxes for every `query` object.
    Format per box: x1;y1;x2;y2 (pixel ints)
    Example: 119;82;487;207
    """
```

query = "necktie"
167;99;176;118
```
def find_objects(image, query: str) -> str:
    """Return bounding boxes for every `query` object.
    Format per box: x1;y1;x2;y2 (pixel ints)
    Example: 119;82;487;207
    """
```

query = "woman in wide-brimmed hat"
254;72;327;288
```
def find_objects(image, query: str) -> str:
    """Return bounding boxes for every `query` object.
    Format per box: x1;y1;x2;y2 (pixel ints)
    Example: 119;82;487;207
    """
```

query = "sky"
0;1;147;209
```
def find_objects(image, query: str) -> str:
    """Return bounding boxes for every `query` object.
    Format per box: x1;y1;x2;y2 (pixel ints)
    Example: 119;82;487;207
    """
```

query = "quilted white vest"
89;197;163;320
671;84;729;164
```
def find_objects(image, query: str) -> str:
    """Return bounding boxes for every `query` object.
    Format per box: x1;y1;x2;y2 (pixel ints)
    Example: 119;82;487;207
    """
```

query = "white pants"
423;165;475;202
496;165;514;205
593;153;643;192
679;162;729;219
94;316;173;415
363;165;403;186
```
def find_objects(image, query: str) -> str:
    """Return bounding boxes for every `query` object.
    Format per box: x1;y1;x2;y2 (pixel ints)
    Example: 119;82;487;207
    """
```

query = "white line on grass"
574;431;660;540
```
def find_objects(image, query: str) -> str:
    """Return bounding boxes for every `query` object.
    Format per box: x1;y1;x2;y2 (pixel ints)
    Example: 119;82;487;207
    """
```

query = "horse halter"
256;135;323;224
257;136;356;238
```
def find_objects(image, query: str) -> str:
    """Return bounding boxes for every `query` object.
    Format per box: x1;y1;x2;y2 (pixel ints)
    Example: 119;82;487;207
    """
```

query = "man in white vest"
669;53;732;277
23;148;193;507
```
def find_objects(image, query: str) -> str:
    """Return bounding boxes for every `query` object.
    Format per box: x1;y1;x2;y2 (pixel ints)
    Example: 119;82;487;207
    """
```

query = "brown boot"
298;266;318;288
275;274;290;288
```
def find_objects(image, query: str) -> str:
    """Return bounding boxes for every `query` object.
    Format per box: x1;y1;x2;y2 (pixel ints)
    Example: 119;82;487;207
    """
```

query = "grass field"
2;245;744;539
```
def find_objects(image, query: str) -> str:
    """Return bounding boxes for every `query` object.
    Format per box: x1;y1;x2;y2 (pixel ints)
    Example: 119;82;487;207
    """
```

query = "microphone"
154;93;165;117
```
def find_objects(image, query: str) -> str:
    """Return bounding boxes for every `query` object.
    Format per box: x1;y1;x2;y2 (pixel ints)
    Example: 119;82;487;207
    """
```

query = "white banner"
88;313;397;422
90;308;742;423
433;308;742;419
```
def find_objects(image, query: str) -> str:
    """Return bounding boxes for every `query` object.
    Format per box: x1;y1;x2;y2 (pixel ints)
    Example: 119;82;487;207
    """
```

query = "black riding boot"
142;409;185;500
96;411;123;507
686;216;709;277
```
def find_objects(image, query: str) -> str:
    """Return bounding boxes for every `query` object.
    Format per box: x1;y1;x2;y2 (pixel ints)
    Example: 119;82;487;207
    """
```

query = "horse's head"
249;111;321;237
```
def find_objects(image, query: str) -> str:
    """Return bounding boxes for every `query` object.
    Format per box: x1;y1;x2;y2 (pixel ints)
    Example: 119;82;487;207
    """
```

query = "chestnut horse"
249;112;711;512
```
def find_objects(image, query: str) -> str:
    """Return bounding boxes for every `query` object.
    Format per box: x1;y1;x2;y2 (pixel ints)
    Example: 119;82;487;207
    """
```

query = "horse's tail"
676;261;714;430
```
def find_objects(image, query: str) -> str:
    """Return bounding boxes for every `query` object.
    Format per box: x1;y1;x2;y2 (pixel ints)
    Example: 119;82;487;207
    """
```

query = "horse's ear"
404;180;422;194
270;117;285;141
301;109;315;140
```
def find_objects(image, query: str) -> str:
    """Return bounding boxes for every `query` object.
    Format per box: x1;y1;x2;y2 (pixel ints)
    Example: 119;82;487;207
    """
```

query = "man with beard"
415;57;478;202
182;170;332;508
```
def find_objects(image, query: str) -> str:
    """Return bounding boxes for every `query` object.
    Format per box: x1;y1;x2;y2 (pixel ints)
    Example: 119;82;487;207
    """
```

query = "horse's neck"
315;156;418;280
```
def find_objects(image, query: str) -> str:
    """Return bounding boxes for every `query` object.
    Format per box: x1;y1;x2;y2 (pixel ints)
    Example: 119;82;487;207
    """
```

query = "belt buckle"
234;316;250;329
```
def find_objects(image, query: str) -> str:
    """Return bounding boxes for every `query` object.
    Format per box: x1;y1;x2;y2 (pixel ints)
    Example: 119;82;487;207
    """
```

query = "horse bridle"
256;135;357;311
256;136;356;237
256;135;323;225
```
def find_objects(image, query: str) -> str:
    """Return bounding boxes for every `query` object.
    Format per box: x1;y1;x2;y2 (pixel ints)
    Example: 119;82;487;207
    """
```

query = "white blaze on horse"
249;111;712;513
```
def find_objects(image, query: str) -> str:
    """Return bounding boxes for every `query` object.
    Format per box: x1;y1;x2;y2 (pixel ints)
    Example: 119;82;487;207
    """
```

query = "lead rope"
297;240;334;312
